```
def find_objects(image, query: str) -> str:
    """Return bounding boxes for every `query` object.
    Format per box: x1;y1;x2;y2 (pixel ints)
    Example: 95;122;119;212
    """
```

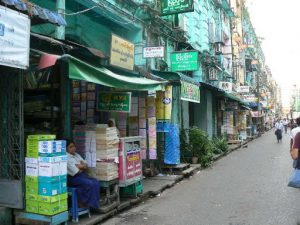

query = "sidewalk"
69;137;256;225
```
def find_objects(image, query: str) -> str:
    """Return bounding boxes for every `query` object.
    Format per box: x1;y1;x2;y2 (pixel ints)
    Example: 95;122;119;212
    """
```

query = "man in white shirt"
283;118;289;134
290;117;300;149
275;120;284;143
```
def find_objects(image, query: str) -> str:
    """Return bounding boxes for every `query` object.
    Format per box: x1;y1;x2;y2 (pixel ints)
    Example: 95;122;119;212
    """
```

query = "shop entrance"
0;69;24;209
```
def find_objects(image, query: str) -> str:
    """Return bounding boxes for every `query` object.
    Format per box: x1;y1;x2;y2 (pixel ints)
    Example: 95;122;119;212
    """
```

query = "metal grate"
0;71;24;180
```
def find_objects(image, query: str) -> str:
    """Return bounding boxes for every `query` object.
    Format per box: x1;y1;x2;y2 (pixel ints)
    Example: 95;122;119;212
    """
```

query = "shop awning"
0;0;67;26
200;82;225;93
151;70;200;103
151;70;199;86
60;55;167;91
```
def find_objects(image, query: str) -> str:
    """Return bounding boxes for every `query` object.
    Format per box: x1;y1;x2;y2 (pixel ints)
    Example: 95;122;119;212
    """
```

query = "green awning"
60;55;167;91
224;92;249;106
151;70;199;86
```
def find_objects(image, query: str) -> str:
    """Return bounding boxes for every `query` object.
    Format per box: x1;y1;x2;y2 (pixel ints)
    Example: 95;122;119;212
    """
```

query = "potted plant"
188;127;213;167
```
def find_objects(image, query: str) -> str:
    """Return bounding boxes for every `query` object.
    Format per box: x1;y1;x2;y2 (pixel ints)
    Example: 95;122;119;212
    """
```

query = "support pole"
55;0;65;40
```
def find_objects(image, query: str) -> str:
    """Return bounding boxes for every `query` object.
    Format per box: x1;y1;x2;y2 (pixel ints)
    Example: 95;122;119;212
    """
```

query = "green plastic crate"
120;180;143;197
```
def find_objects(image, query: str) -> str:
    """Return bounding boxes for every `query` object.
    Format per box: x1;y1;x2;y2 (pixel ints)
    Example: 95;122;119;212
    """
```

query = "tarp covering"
0;0;67;26
151;70;199;86
61;55;166;91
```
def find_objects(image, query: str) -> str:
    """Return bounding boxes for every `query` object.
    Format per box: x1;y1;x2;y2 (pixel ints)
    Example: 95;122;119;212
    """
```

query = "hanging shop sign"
219;82;233;93
143;46;165;58
171;51;199;72
110;34;135;71
97;92;131;113
156;85;172;120
161;0;194;16
180;81;200;103
226;102;239;110
0;6;30;69
237;86;250;93
243;94;257;102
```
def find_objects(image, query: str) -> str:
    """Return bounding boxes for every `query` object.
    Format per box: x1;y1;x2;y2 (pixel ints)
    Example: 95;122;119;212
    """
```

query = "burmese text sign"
97;92;131;113
171;51;198;72
161;0;194;16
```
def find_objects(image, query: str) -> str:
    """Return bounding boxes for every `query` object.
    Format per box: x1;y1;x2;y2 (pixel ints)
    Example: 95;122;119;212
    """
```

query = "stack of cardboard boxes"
25;135;68;216
90;126;119;181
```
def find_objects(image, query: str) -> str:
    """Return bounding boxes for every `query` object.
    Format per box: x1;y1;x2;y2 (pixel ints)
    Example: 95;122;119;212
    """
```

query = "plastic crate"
120;180;143;197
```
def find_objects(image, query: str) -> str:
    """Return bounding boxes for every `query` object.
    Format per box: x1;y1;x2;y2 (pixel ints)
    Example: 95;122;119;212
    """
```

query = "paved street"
102;130;300;225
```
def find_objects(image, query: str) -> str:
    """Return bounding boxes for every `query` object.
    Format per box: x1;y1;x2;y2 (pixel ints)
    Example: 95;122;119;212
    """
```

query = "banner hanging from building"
110;34;135;71
180;81;200;103
171;51;199;72
161;0;194;16
97;92;131;113
0;6;30;69
156;85;172;120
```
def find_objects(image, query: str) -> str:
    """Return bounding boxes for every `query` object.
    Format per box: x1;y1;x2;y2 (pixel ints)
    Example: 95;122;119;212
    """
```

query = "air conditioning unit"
208;68;218;81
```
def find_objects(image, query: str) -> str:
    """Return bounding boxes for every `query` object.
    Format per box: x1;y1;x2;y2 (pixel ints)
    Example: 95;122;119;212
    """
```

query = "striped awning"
0;0;67;26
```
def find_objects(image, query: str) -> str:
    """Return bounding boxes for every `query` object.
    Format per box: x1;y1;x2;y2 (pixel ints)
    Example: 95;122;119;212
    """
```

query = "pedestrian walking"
283;118;289;134
274;119;283;143
290;117;300;149
290;132;300;168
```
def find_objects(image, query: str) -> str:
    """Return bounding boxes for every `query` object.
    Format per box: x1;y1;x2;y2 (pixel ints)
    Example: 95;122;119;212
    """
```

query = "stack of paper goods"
25;135;68;216
96;126;119;150
94;161;119;181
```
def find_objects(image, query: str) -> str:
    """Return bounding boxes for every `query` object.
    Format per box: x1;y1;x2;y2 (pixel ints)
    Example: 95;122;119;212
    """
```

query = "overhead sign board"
161;0;194;16
180;81;200;103
0;6;30;69
219;82;233;93
97;92;131;113
143;46;165;58
171;51;198;72
243;94;257;102
110;34;135;71
237;86;250;93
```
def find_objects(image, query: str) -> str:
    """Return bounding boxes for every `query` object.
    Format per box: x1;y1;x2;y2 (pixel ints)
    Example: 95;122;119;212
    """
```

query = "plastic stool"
68;187;91;223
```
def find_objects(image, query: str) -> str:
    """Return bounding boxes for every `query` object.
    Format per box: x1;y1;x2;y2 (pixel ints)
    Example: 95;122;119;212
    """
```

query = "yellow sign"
156;85;172;120
110;34;135;71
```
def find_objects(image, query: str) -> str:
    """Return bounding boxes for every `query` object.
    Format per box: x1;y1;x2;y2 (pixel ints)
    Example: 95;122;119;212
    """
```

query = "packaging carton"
25;163;38;177
26;200;39;214
26;181;39;194
39;179;67;196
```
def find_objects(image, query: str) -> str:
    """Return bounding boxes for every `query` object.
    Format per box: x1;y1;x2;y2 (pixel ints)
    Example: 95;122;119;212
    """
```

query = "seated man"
66;139;100;209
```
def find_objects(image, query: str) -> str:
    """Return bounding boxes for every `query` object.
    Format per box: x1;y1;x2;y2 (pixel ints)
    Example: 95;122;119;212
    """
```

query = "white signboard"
243;94;257;102
219;82;233;93
143;46;165;58
0;6;30;69
237;86;250;93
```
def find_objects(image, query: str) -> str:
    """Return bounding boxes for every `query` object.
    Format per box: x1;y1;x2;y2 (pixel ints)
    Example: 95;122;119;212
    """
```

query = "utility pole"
256;70;261;132
55;0;65;40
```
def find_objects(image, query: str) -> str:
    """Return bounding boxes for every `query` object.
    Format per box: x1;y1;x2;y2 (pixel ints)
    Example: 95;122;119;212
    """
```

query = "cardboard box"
26;150;39;158
27;135;56;140
38;193;68;203
38;155;67;163
25;175;38;183
26;200;39;214
25;157;38;164
39;162;60;177
38;174;67;183
25;193;39;201
38;199;67;216
38;140;66;155
25;163;38;177
26;181;38;194
39;179;67;196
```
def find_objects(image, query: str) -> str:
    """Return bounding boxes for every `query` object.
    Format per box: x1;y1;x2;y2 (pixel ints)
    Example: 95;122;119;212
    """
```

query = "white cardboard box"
38;155;67;163
38;162;61;177
25;157;38;164
26;163;38;177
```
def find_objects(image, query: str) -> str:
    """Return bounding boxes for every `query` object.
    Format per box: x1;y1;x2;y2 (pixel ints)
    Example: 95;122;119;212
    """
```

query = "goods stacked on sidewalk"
88;125;119;181
25;135;68;216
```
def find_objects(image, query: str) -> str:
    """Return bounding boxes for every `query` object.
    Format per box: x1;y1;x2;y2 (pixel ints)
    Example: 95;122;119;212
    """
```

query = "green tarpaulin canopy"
60;55;167;91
